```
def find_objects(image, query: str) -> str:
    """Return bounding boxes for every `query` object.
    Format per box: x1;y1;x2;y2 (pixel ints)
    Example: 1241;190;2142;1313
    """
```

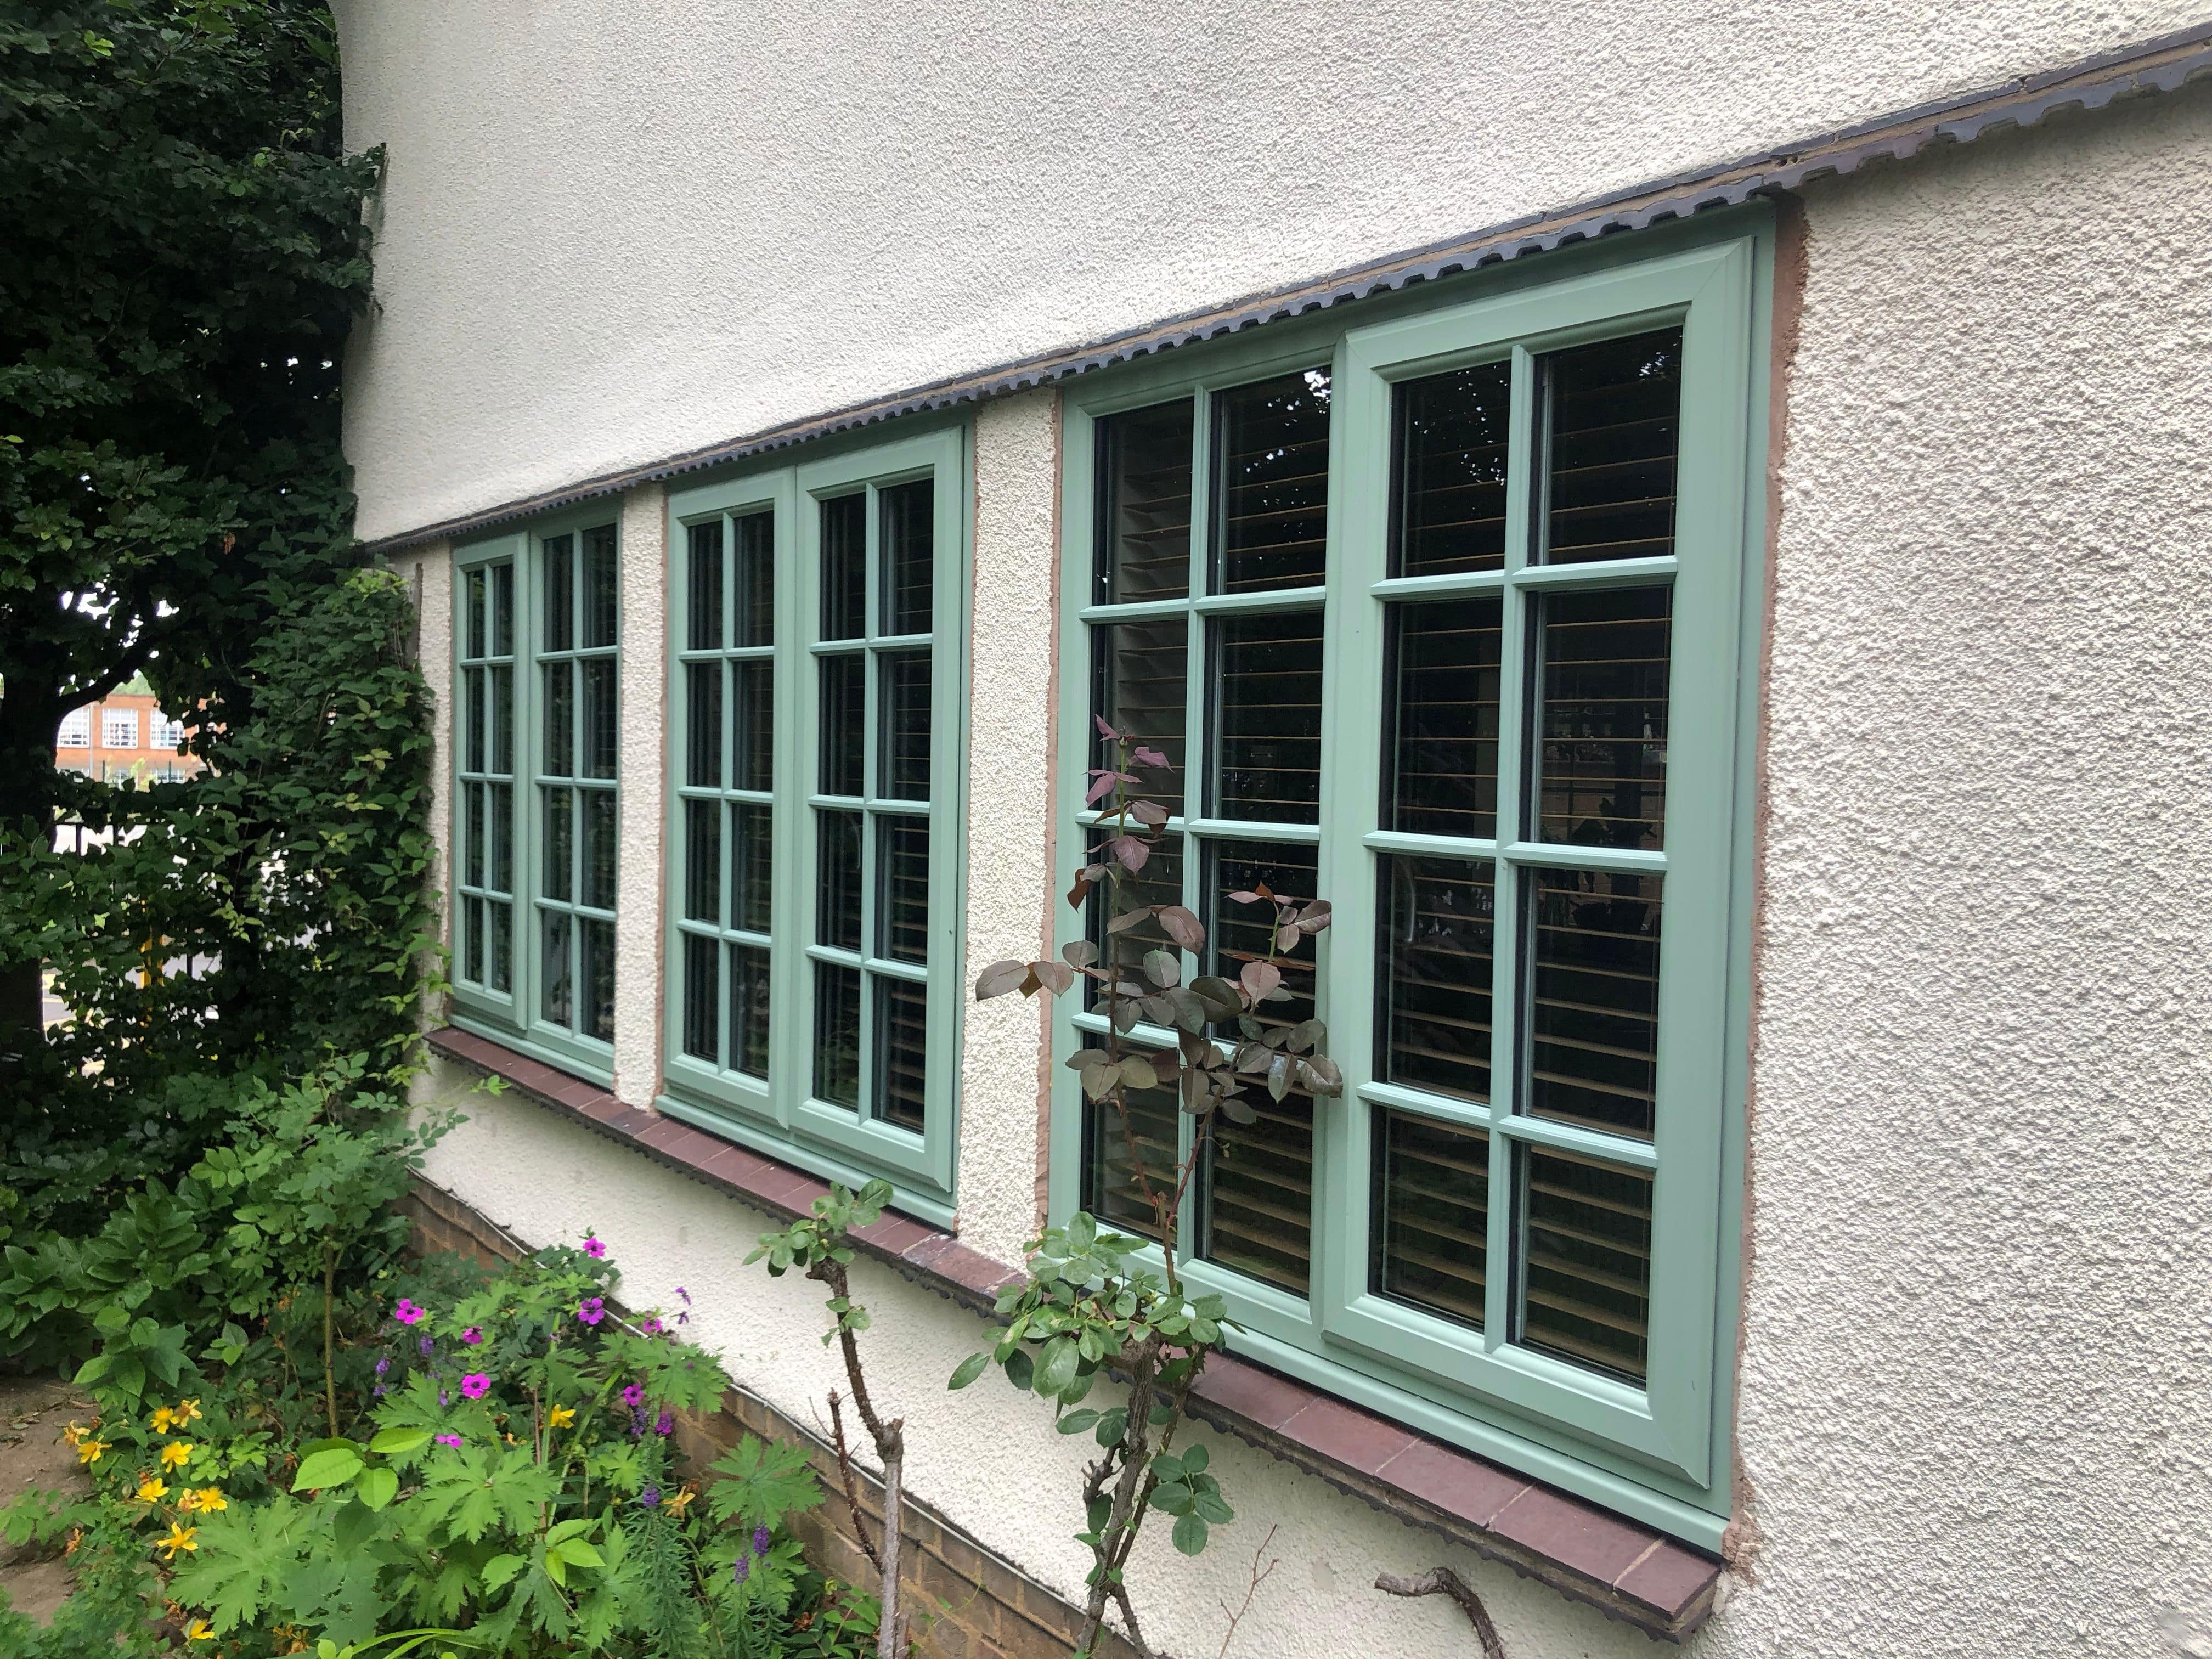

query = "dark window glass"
733;803;773;935
464;896;484;984
684;798;720;924
819;654;864;798
488;783;512;892
541;910;572;1029
582;788;617;913
682;934;719;1063
487;900;511;992
687;521;724;651
1214;369;1330;594
1214;611;1323;823
1380;856;1494;1104
881;818;929;964
1205;839;1319;1030
1537;587;1670;851
876;975;928;1133
582;658;617;779
582;525;618;648
542;787;572;901
736;511;775;647
821;493;867;641
1526;868;1661;1138
1374;1113;1489;1329
685;662;721;788
466;569;487;658
1387;598;1501;840
492;563;514;657
1084;1081;1178;1243
465;669;484;772
816;809;862;952
882;650;930;800
490;668;514;774
1093;618;1187;821
1540;328;1682;565
465;782;486;886
735;659;774;794
882;479;933;635
545;661;575;777
1085;831;1182;1014
731;944;770;1079
1097;400;1193;604
543;537;573;652
814;962;861;1107
1392;360;1511;577
581;916;614;1041
1519;1147;1652;1383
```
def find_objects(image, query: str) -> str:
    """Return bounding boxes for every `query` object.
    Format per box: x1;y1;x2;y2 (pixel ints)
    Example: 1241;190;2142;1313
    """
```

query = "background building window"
57;708;91;749
103;710;138;749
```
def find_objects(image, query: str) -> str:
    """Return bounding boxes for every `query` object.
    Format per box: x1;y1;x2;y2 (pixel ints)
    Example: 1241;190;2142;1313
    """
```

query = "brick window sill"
424;1025;1722;1640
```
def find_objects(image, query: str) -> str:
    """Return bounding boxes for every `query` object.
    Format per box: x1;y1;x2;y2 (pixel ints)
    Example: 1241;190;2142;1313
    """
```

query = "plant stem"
321;1241;338;1439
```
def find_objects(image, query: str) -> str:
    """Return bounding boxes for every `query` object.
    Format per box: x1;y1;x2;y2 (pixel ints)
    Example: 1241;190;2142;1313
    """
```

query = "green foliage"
746;1179;889;1345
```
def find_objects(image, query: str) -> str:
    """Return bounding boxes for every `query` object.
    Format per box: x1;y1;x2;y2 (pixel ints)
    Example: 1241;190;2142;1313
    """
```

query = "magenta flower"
577;1297;605;1327
460;1327;483;1345
583;1235;607;1260
654;1411;675;1436
620;1383;645;1407
641;1317;664;1336
393;1299;424;1325
460;1373;490;1400
434;1433;462;1449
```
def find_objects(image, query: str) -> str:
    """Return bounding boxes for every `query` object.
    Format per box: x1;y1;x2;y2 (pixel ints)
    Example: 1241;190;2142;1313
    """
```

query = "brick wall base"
394;1181;1137;1659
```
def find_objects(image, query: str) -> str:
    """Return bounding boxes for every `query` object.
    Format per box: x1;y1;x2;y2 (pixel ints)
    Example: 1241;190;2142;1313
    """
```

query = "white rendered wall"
409;542;453;1024
333;0;2208;543
611;484;669;1106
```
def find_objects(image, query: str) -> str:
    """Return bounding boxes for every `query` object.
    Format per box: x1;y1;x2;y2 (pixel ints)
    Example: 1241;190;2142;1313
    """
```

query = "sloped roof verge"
370;21;2212;554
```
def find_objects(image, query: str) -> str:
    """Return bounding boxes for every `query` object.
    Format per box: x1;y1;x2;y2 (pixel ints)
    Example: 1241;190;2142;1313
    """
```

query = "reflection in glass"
819;654;864;798
1526;868;1662;1138
581;916;614;1041
684;798;720;924
685;662;720;788
546;660;575;777
1214;611;1323;823
881;818;929;964
1093;618;1187;821
1519;1147;1652;1383
582;788;616;912
876;975;928;1133
682;934;719;1062
735;659;774;793
582;526;618;649
821;493;866;641
736;511;775;647
881;479;933;635
1541;328;1682;565
543;538;573;652
1084;1082;1179;1243
1374;1113;1488;1329
1214;369;1330;594
541;911;572;1029
1097;400;1193;604
582;659;617;780
1392;360;1511;577
1387;598;1501;840
882;651;930;800
1537;588;1671;851
731;944;770;1079
1381;857;1494;1104
814;962;861;1107
816;810;862;952
687;521;724;651
733;803;773;935
543;788;572;901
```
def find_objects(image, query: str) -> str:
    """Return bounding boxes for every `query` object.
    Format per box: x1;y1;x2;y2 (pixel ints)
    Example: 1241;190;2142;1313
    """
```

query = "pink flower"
641;1317;664;1336
654;1412;675;1436
583;1235;607;1260
434;1433;462;1449
460;1327;483;1345
620;1383;645;1408
577;1297;605;1327
460;1373;490;1400
392;1299;424;1326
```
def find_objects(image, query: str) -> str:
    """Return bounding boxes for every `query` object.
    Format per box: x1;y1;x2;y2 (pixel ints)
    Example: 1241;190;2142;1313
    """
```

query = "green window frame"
659;425;969;1224
1048;216;1769;1546
449;511;623;1082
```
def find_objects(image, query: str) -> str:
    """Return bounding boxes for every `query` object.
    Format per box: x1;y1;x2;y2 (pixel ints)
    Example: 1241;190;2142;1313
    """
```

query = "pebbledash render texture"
351;4;2212;1655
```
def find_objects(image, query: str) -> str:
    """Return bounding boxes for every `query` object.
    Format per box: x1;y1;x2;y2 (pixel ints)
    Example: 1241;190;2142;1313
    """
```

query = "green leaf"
1171;1511;1210;1556
1032;1336;1080;1398
354;1466;398;1510
1003;1347;1035;1393
369;1426;432;1456
1056;1409;1101;1436
556;1539;605;1569
482;1554;527;1591
1094;1407;1127;1448
1182;1442;1209;1474
292;1448;365;1491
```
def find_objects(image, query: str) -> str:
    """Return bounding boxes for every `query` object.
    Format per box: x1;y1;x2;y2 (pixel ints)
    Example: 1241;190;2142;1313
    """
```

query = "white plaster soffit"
369;20;2212;555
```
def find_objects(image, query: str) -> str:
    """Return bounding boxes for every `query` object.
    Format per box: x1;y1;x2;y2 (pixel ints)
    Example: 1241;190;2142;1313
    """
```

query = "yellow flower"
135;1478;171;1504
61;1421;87;1448
76;1438;110;1466
182;1487;227;1514
156;1523;198;1560
150;1407;178;1434
186;1619;216;1641
159;1442;193;1470
546;1404;575;1429
174;1400;202;1425
663;1486;696;1517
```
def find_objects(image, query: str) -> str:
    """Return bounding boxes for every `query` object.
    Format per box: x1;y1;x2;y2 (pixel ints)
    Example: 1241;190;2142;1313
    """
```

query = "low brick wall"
396;1181;1136;1659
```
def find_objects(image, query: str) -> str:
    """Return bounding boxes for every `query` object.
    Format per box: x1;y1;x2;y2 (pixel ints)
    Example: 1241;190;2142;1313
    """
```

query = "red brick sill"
423;1024;1722;1640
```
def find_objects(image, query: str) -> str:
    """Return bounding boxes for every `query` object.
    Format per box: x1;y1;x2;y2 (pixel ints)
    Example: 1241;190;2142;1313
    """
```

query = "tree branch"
823;1389;882;1573
1375;1568;1508;1659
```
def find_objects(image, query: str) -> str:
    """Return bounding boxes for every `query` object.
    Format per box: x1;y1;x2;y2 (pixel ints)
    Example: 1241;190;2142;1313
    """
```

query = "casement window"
660;427;968;1224
1049;221;1767;1545
57;709;92;749
450;517;622;1080
151;713;186;751
103;710;139;749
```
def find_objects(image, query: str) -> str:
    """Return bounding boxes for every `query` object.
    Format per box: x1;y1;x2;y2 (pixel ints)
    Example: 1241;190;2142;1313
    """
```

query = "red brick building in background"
53;679;202;786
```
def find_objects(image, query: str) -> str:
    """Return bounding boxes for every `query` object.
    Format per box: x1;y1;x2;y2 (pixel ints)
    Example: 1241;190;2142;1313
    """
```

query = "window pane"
819;654;864;798
684;798;721;924
465;668;484;772
881;650;930;800
1204;839;1319;1028
1214;611;1323;823
734;802;774;935
541;910;572;1029
1093;618;1187;821
1097;400;1193;604
490;667;514;774
582;787;617;913
814;962;861;1107
487;900;511;993
466;569;487;659
1387;597;1500;839
582;524;619;649
1518;1147;1652;1383
1526;868;1661;1139
545;661;575;778
1381;856;1494;1104
1537;587;1670;851
731;943;770;1079
736;510;776;648
687;521;724;652
488;783;513;893
491;562;514;657
1214;368;1330;594
875;974;927;1133
821;493;866;641
735;659;774;794
464;782;486;886
881;818;929;964
1086;831;1181;1014
464;896;484;983
582;658;617;780
816;809;862;951
686;662;721;788
682;933;720;1063
881;478;933;635
543;536;573;652
581;916;615;1042
1541;327;1682;565
1199;1091;1313;1297
1373;1113;1488;1330
543;787;572;901
1084;1080;1178;1243
1392;359;1511;577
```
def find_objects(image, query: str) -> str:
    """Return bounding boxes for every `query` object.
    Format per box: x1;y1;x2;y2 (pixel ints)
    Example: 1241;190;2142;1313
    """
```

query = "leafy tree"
0;0;381;1084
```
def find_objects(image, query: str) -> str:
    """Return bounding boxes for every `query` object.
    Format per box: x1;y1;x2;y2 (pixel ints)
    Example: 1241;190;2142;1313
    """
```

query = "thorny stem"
808;1255;904;1659
1215;1525;1282;1659
826;1389;883;1573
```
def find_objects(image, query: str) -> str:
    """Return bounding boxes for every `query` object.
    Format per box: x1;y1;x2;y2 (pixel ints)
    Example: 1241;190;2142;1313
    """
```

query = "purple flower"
374;1357;390;1377
654;1412;675;1437
583;1235;607;1260
732;1557;751;1586
418;1335;436;1357
577;1297;605;1327
752;1525;772;1555
434;1433;462;1449
639;1485;661;1508
641;1317;664;1336
630;1407;648;1438
460;1373;490;1400
393;1299;424;1325
675;1286;691;1305
461;1327;483;1345
620;1383;645;1408
439;1392;449;1407
373;1385;387;1398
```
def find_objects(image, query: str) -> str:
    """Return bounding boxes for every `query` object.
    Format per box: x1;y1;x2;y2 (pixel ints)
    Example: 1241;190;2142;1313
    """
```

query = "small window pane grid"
456;559;518;1001
103;711;139;748
57;709;91;748
534;527;620;1046
1056;230;1762;1535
